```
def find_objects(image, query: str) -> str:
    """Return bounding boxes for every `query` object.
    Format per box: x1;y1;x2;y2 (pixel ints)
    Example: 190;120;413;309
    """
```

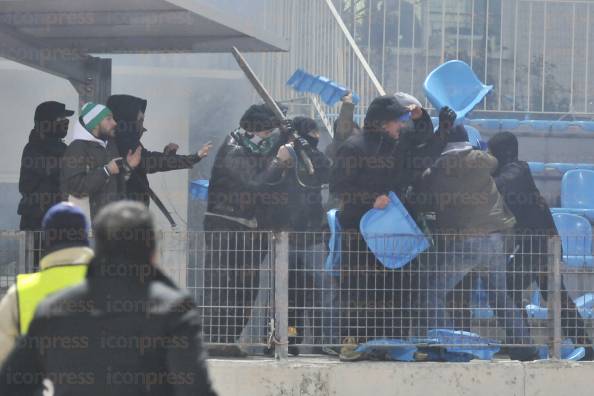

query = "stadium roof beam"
0;0;288;103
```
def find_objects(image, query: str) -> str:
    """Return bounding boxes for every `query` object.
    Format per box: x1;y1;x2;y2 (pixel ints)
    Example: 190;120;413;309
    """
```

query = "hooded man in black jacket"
18;101;74;230
106;94;212;208
202;104;291;355
488;131;593;359
330;95;416;342
0;201;218;396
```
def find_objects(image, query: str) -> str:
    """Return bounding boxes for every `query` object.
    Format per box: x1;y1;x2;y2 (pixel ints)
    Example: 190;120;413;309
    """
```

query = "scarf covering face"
237;129;281;156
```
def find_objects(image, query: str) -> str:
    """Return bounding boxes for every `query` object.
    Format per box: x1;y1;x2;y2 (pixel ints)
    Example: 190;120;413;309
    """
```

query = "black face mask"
303;135;319;148
54;119;69;139
39;119;69;139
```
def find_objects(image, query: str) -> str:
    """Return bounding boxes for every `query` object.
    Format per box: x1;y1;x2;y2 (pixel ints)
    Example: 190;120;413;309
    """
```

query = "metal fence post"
547;236;562;360
273;231;289;360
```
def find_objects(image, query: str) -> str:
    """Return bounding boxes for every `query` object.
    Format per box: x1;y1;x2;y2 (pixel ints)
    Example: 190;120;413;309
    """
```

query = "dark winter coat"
269;147;331;232
493;161;557;235
17;130;67;230
108;95;201;207
61;120;128;220
206;133;286;229
330;130;401;230
0;259;217;396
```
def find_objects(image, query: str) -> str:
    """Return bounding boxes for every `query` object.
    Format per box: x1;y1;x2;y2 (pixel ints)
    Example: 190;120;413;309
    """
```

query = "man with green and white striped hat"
61;102;142;221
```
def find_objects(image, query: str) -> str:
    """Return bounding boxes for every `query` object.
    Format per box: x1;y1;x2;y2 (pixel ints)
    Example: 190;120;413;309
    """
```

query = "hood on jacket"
107;94;147;156
71;118;107;148
488;131;518;169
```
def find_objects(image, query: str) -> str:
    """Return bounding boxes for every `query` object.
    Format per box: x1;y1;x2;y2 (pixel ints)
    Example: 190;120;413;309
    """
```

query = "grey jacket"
61;120;129;219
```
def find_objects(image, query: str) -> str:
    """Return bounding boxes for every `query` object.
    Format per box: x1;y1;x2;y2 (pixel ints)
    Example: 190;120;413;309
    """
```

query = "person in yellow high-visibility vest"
0;202;92;365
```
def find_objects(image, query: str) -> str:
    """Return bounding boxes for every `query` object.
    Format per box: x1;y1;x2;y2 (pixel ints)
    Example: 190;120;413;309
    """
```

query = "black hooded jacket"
330;129;401;230
17;129;67;230
0;257;217;396
107;95;201;206
489;132;557;235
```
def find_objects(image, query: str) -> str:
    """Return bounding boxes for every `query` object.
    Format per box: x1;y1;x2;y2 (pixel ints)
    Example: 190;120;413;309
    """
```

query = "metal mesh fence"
2;230;593;358
187;231;274;346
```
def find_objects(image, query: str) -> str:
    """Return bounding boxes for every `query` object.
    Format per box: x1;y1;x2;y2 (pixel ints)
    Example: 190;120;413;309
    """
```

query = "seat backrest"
553;213;593;256
424;60;491;119
561;170;594;209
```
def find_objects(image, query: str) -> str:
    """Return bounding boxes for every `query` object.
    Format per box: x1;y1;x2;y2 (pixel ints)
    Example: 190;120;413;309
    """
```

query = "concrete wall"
207;358;594;396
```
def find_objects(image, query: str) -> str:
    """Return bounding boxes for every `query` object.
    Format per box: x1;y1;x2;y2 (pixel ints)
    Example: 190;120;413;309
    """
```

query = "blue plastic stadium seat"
527;162;546;175
573;121;594;132
287;69;360;106
537;339;586;361
550;120;570;131
355;339;418;362
190;179;209;201
360;192;430;269
467;119;500;130
552;213;594;267
526;290;594;320
423;60;493;122
426;330;500;361
500;119;520;130
520;120;551;130
545;163;594;175
555;170;594;221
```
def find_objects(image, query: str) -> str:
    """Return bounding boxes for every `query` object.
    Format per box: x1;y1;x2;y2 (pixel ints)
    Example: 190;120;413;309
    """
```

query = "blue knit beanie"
42;202;90;253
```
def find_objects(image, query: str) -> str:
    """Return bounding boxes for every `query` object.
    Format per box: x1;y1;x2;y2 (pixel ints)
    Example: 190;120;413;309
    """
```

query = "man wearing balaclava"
106;94;212;207
488;131;594;360
203;103;292;357
263;116;338;354
18;101;74;230
330;95;414;343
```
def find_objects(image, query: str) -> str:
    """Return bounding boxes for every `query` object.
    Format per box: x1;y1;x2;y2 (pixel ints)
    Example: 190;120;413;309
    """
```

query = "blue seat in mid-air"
552;213;594;267
423;60;493;122
287;69;360;106
360;192;430;269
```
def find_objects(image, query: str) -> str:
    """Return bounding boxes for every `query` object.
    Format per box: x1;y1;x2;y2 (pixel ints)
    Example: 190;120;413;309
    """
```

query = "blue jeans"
413;233;536;356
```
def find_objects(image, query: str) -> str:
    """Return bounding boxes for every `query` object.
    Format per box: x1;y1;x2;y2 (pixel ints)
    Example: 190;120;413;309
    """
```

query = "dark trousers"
508;235;592;346
288;234;340;345
202;216;269;344
339;232;411;343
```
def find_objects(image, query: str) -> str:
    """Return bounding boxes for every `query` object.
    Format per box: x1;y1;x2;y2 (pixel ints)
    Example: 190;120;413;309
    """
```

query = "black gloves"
439;106;457;130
